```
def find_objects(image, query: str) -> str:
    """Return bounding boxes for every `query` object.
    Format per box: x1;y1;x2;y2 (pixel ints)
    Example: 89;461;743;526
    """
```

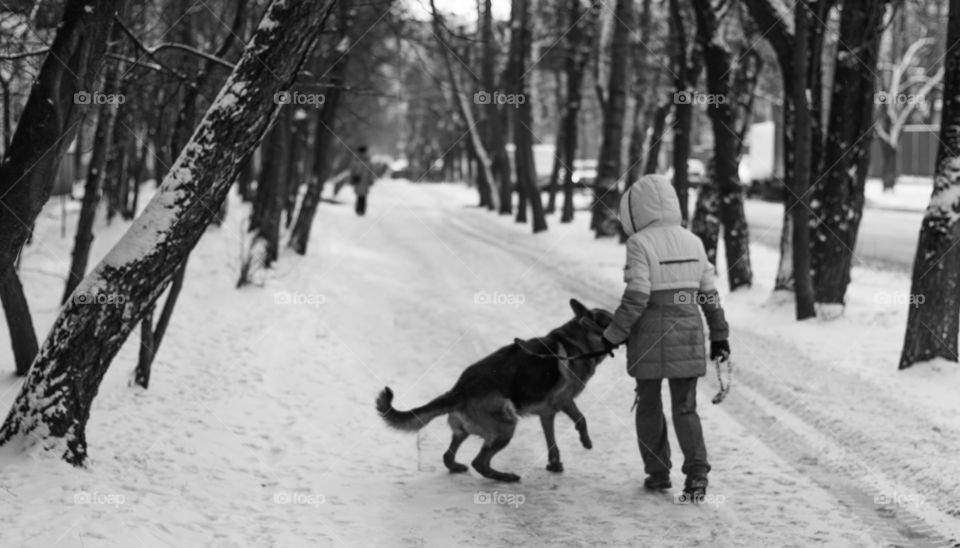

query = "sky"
404;0;512;22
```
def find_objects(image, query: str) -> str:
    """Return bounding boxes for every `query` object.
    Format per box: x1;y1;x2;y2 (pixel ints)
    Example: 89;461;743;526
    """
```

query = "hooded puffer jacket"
603;174;728;379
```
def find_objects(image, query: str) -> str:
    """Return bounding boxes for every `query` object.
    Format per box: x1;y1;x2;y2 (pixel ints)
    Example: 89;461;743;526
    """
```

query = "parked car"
664;158;708;187
571;159;598;187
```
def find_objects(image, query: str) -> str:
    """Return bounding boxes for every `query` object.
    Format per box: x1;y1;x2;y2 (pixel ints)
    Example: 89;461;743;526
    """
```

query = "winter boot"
643;472;672;490
683;475;708;502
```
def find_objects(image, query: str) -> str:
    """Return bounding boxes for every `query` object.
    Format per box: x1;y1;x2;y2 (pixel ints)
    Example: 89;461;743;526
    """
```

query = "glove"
710;340;730;362
602;336;619;355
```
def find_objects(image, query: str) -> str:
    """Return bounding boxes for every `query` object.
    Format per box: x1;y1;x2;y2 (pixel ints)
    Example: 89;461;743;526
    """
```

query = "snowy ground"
864;176;932;213
0;179;958;547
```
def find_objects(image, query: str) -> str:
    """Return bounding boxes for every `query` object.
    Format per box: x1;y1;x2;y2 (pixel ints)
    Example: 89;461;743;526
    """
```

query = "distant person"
601;174;730;502
349;145;375;216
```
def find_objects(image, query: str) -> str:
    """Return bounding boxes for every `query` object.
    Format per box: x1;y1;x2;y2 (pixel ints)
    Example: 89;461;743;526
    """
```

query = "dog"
376;298;614;482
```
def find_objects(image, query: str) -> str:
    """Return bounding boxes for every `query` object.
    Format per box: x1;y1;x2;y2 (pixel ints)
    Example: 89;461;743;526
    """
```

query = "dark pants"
355;195;367;216
634;377;710;477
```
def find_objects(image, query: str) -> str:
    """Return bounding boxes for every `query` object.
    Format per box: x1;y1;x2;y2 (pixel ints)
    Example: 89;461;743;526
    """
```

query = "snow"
864;176;932;213
0;180;958;546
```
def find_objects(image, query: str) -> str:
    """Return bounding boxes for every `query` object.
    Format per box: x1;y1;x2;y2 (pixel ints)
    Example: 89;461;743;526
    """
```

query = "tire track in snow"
445;204;958;547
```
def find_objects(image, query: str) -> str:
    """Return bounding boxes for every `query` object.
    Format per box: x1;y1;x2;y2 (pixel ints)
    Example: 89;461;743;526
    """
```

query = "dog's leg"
444;415;470;473
540;413;563;472
562;401;592;450
471;407;519;482
471;435;520;482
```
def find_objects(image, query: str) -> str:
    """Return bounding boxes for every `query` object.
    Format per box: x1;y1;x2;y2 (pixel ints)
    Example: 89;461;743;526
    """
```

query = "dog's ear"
569;298;589;317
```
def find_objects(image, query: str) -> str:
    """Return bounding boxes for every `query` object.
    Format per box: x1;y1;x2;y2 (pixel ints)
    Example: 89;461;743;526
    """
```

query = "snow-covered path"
1;180;958;547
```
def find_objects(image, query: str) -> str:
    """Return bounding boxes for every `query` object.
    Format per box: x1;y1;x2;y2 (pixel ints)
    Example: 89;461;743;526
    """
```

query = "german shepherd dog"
376;299;614;482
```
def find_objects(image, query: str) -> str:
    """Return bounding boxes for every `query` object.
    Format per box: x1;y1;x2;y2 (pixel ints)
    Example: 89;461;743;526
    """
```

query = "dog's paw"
446;462;469;473
580;435;593;450
546;461;564;473
497;473;521;483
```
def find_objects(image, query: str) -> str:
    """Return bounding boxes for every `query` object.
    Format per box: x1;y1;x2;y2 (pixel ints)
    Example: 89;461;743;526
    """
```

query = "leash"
513;338;614;361
711;357;733;404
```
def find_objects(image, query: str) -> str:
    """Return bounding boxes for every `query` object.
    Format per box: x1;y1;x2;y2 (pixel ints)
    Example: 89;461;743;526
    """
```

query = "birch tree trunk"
0;0;335;465
900;0;960;369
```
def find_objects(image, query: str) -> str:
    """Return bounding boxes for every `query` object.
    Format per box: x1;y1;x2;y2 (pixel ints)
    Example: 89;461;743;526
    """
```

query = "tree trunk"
0;0;336;465
789;0;816;320
0;263;38;376
880;138;899;191
0;0;118;375
288;5;350;255
507;0;546;232
431;0;500;214
810;2;885;306
691;0;753;290
559;0;596;224
691;183;720;265
546;73;565;215
900;0;960;369
134;262;187;389
591;0;633;237
63;60;121;305
643;100;670;175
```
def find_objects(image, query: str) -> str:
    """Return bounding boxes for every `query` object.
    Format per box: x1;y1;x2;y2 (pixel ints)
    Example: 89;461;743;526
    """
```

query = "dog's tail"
376;387;459;431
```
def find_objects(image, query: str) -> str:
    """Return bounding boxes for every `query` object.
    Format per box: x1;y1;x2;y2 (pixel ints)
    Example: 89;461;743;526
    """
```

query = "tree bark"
643;100;670;175
559;0;598;223
0;263;38;376
669;0;698;227
591;0;633;238
810;2;885;306
0;0;336;465
789;0;817;320
0;0;119;374
691;0;753;290
62;64;121;304
507;0;547;232
900;0;960;369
